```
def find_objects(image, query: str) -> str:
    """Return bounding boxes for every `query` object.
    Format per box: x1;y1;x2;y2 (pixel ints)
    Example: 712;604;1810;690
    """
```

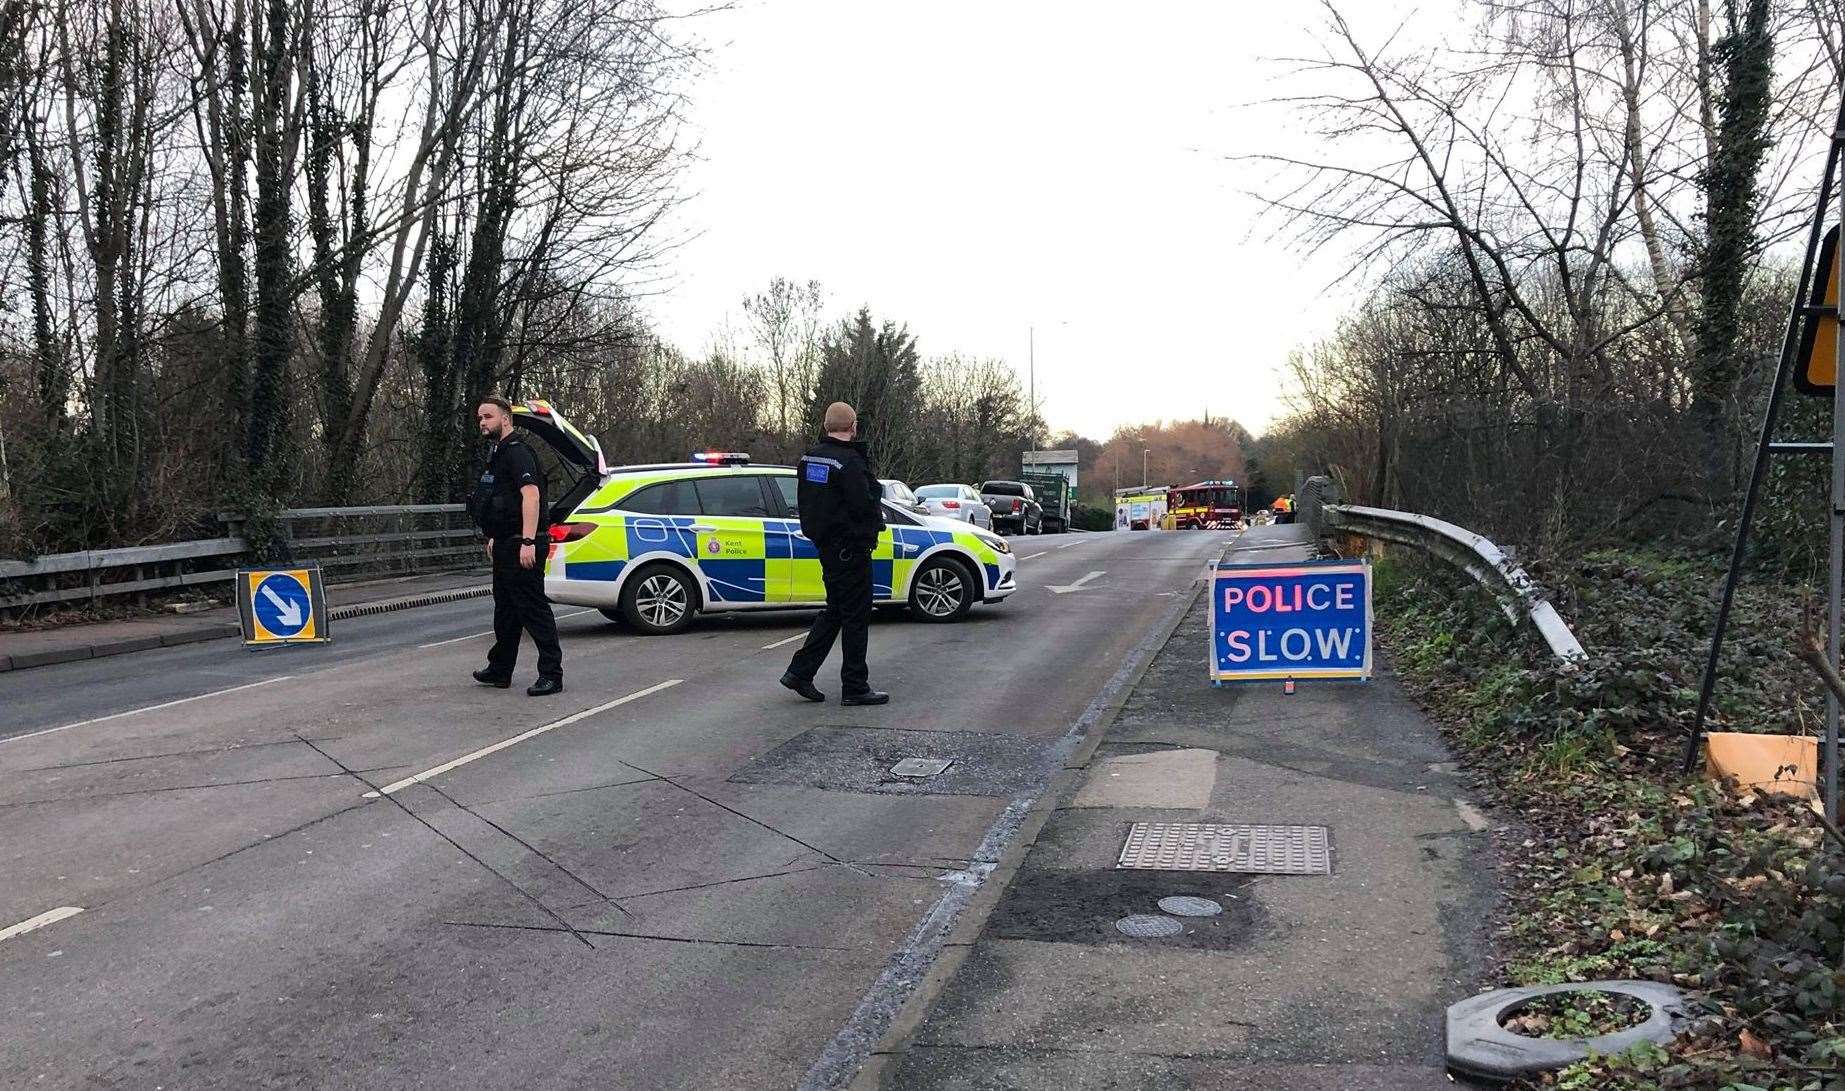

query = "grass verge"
1374;547;1845;1090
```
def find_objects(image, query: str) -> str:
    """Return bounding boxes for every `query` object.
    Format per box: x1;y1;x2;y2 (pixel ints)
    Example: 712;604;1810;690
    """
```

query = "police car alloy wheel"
910;557;974;621
620;563;697;635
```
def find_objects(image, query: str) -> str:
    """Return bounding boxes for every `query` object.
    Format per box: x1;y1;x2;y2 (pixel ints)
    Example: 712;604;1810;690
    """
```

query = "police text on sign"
1208;560;1371;683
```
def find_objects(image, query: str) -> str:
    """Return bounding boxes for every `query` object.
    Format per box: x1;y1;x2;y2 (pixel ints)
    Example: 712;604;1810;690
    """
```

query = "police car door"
763;473;812;603
689;474;775;604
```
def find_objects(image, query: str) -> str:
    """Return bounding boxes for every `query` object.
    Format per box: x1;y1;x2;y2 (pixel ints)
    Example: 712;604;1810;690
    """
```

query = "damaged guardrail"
1319;503;1585;663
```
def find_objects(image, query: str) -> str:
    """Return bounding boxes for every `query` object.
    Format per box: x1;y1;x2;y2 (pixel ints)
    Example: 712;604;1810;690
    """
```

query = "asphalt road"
0;528;1230;1089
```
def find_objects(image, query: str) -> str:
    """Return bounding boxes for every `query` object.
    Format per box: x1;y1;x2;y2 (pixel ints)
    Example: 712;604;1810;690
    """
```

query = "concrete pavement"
868;524;1497;1090
0;528;1229;1088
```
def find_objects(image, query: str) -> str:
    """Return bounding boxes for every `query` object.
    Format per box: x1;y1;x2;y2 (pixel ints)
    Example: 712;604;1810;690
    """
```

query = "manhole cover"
1117;822;1332;875
729;726;1054;797
1157;895;1223;917
1114;914;1183;938
890;757;953;778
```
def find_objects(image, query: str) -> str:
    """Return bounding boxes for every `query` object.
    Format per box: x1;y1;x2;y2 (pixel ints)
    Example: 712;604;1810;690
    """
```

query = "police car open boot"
840;689;889;706
527;677;563;697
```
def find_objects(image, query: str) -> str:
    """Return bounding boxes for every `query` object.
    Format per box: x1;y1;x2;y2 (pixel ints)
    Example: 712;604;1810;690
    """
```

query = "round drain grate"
1157;896;1223;918
1115;913;1183;938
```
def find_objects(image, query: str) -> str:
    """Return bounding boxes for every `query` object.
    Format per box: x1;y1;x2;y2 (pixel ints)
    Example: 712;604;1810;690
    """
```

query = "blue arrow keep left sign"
253;572;312;637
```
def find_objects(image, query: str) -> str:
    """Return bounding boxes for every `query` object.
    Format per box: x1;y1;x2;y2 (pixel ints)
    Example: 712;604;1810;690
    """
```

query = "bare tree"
742;276;824;445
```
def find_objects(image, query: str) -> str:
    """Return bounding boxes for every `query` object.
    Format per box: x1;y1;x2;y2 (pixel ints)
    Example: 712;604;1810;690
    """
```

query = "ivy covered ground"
1373;549;1845;1090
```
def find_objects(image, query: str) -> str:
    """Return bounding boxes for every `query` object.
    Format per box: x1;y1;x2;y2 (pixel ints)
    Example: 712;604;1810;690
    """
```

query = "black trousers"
486;542;562;680
787;542;873;694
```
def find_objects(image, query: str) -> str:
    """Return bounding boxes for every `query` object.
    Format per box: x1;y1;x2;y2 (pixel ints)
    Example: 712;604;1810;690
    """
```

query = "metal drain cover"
889;757;953;778
1117;822;1332;875
1157;895;1224;917
1114;914;1183;938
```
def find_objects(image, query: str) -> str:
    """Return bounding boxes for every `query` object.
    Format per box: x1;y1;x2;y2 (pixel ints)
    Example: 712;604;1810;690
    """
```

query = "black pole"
1683;97;1845;772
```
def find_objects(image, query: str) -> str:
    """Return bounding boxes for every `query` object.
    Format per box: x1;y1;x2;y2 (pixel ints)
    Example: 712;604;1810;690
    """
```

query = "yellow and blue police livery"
510;403;1018;635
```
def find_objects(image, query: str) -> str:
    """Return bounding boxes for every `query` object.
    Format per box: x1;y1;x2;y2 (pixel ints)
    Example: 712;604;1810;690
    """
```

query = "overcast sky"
646;1;1424;439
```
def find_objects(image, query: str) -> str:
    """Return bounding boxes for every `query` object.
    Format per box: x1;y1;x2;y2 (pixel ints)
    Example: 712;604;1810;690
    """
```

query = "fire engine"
1165;480;1244;530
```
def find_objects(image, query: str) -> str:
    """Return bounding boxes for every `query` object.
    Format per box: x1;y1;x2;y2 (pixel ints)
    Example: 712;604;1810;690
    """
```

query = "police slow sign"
1208;560;1372;683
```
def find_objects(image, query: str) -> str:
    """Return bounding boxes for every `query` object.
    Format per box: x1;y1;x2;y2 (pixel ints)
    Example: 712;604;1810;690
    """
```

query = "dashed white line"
365;678;684;797
5;677;295;746
417;609;594;649
0;906;84;943
1021;551;1049;560
1056;542;1082;549
761;633;807;650
419;630;491;650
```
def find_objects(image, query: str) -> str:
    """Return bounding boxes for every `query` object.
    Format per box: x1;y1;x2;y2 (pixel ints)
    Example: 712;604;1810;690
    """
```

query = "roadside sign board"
1208;559;1371;683
237;565;330;645
1796;224;1839;395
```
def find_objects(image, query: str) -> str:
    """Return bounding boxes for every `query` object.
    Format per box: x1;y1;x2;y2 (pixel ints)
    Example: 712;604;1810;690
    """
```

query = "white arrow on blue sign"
253;572;312;637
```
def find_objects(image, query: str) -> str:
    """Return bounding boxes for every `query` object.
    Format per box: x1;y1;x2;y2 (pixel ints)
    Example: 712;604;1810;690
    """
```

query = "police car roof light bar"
691;451;750;465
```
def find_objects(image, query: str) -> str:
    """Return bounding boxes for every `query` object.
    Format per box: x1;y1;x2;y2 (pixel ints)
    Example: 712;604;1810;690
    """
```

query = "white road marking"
416;609;593;649
5;677;295;746
0;906;83;943
1046;571;1106;594
419;630;491;649
1056;541;1082;549
761;633;807;650
365;679;684;797
1021;552;1048;561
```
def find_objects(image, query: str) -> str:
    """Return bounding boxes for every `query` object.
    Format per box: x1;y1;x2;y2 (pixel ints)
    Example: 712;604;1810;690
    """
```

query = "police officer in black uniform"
780;401;889;706
469;396;564;696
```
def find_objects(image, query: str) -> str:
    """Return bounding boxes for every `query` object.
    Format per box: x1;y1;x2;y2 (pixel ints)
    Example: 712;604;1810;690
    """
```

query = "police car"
510;401;1019;635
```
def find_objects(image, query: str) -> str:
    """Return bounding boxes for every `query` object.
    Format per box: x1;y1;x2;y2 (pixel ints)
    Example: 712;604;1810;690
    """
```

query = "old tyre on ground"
909;556;975;622
620;563;698;635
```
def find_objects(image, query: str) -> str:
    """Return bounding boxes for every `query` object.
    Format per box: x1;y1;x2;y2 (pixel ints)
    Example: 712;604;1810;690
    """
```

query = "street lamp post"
1142;449;1148;488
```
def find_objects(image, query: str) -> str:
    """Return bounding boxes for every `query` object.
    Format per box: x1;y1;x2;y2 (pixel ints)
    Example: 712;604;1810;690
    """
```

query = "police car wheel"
909;557;974;622
620;564;697;635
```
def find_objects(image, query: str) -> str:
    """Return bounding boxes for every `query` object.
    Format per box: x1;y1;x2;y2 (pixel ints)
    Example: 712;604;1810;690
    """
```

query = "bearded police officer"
470;396;564;696
779;402;889;706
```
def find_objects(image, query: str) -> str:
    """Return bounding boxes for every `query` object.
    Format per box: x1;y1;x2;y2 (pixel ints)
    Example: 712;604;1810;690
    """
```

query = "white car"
913;483;993;530
880;479;930;517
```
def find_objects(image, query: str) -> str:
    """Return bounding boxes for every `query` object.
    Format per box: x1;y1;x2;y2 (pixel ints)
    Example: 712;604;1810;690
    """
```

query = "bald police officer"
779;402;889;706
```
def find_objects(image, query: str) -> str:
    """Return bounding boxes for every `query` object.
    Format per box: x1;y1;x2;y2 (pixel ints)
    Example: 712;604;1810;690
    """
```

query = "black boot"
527;677;563;697
780;672;825;702
473;669;511;689
840;689;889;706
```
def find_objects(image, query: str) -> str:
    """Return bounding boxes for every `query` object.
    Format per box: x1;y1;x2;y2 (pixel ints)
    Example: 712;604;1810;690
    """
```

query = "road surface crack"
444;919;859;952
0;771;370;808
462;774;662;808
605;863;828;904
296;733;595;948
6;737;333;773
615;758;866;873
420;781;632;918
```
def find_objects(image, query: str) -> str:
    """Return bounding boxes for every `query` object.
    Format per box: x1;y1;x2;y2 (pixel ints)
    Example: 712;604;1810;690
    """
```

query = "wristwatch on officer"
519;537;537;545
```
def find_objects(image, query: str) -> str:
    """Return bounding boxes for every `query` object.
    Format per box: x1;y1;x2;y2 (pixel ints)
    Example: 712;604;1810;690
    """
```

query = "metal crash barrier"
1317;503;1585;663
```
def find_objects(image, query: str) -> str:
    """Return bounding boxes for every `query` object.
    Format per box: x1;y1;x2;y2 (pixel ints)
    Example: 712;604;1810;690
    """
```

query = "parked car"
506;404;1019;634
880;479;931;517
980;480;1043;535
913;484;993;529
